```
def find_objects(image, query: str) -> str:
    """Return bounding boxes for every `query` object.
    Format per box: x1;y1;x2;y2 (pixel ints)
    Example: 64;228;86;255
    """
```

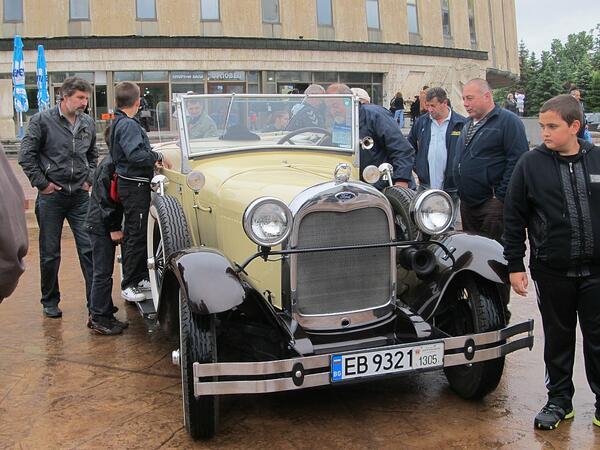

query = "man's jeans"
35;190;93;308
89;231;116;320
394;110;405;129
118;178;150;289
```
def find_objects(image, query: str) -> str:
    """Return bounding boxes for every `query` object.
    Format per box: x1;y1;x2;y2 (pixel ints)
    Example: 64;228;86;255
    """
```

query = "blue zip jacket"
453;105;528;206
407;110;466;192
358;103;415;189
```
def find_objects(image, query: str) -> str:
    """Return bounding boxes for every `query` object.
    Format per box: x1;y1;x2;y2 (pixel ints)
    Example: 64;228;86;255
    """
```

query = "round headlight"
362;165;381;184
186;171;206;191
411;190;454;235
243;197;293;247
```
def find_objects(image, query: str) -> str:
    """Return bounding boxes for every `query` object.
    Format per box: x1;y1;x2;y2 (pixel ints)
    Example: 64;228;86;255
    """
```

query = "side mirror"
151;174;170;196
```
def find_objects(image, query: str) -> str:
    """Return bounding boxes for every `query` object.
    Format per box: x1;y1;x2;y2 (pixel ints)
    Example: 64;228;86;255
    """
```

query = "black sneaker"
534;403;574;430
110;316;129;330
90;318;123;335
43;305;62;318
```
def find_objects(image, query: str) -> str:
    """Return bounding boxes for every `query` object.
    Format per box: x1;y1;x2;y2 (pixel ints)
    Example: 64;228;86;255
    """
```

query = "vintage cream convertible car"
144;93;533;439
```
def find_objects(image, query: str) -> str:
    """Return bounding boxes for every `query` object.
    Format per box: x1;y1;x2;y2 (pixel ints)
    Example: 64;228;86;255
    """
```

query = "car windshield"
177;94;357;156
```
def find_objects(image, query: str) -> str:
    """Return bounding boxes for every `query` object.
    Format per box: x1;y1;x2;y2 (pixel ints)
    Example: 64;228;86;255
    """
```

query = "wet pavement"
1;230;599;449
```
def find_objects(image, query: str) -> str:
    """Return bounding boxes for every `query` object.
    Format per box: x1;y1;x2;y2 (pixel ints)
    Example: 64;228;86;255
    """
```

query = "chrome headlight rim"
411;189;454;235
243;197;293;247
186;170;206;191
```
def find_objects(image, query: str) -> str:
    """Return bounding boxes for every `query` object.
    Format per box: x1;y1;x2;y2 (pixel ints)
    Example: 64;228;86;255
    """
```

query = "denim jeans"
394;110;405;129
35;190;93;308
89;231;117;320
118;178;150;289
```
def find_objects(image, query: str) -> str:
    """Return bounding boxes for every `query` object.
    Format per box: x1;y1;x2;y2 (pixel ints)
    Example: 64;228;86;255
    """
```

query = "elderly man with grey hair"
408;87;466;211
453;78;528;242
286;84;327;131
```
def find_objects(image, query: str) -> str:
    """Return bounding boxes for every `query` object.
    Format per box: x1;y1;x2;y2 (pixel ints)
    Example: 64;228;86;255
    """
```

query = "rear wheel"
179;291;219;439
437;275;506;399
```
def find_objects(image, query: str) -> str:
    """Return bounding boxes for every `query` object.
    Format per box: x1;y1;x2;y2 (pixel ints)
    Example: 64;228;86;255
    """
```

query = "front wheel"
179;291;219;439
147;194;191;307
437;276;506;399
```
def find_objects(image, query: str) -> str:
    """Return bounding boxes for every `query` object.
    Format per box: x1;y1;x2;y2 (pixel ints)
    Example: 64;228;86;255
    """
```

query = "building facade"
0;0;519;138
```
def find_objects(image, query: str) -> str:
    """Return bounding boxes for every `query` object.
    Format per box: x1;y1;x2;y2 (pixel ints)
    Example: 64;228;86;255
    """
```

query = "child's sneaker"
121;286;146;302
534;402;574;430
137;279;151;292
90;317;123;335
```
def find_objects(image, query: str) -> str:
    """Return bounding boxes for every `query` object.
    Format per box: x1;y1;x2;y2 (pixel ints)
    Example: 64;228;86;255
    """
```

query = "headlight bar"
234;239;456;273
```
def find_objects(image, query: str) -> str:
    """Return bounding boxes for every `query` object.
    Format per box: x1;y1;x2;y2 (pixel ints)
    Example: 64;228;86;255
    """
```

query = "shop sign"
171;71;205;81
207;71;246;81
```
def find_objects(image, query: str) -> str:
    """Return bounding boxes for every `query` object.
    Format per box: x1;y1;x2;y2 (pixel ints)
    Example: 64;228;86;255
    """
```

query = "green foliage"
495;26;600;114
588;71;600;112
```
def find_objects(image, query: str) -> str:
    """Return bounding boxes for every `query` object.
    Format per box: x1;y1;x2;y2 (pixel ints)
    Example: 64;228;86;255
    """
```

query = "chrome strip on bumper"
193;319;534;397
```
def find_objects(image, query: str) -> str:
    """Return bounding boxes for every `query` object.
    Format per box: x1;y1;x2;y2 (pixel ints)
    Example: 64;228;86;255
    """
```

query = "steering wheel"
277;127;332;145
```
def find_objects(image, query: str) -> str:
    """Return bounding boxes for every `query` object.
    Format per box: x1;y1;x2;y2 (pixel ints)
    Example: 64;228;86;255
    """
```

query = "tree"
588;71;600;112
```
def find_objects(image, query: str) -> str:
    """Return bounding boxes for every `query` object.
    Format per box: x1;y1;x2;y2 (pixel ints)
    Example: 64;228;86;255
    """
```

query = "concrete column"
0;80;16;139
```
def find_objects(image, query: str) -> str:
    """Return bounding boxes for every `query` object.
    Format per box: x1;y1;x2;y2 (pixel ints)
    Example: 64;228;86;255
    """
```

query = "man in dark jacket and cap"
326;83;414;190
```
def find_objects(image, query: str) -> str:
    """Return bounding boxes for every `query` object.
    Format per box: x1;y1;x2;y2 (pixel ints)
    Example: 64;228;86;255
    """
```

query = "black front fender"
403;232;508;319
166;247;245;315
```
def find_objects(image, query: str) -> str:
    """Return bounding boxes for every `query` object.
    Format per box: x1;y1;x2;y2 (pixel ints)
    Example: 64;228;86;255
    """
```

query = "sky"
515;1;600;56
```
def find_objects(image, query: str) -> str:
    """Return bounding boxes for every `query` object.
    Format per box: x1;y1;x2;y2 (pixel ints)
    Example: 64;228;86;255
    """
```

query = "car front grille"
294;207;392;316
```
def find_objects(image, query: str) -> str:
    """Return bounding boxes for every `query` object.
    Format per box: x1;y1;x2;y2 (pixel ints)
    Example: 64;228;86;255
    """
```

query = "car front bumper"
193;320;534;397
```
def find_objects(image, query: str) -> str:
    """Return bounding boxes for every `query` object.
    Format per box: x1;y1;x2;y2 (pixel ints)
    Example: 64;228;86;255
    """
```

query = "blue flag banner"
36;45;50;111
12;36;29;113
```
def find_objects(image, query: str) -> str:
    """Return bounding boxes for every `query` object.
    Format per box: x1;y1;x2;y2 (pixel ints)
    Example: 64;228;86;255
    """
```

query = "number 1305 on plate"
331;342;444;382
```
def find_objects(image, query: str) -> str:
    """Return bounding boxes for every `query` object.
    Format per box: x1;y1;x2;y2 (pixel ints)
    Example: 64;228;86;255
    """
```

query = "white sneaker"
121;286;146;302
137;279;151;292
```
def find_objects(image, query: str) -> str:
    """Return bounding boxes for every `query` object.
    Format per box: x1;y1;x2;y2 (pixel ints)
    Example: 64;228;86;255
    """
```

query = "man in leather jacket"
19;77;97;318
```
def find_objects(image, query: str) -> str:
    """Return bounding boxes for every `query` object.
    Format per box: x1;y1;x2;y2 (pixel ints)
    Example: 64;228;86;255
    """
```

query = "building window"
262;0;280;23
4;0;23;22
316;0;333;27
136;0;156;20
468;0;477;45
365;0;379;29
70;0;89;21
406;0;419;34
201;0;220;21
441;0;451;37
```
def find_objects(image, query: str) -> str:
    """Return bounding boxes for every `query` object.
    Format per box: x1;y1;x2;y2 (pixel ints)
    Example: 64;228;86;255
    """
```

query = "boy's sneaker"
534;403;574;430
90;317;123;335
137;279;151;292
121;286;146;302
593;411;600;428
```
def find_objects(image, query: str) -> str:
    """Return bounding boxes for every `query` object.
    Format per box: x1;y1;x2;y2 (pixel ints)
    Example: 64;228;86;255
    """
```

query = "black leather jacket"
19;105;97;194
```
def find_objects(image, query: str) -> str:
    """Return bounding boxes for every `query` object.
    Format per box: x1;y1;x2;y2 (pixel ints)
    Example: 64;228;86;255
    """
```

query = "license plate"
330;342;444;382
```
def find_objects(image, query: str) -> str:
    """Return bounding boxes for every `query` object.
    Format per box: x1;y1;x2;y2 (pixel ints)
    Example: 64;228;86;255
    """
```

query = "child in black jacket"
503;94;600;430
85;146;128;335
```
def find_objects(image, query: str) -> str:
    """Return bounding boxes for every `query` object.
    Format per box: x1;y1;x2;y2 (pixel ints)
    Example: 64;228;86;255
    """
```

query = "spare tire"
384;186;418;240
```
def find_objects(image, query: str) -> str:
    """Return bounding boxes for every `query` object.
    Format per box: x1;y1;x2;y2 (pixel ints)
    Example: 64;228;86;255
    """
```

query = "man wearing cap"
351;88;371;104
327;83;414;190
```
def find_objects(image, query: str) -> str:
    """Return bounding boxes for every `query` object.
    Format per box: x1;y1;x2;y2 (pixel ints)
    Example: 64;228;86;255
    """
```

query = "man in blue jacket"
326;83;415;189
408;87;466;199
454;78;529;241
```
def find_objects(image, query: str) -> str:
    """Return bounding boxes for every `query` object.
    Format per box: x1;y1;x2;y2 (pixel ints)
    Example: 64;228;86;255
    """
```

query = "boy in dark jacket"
85;150;128;335
503;94;600;430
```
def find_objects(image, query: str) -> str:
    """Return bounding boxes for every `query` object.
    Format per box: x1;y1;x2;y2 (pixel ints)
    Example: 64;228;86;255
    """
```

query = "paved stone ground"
1;233;599;448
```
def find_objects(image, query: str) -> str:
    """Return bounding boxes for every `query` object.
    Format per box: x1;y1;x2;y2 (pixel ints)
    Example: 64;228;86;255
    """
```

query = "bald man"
453;78;528;242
